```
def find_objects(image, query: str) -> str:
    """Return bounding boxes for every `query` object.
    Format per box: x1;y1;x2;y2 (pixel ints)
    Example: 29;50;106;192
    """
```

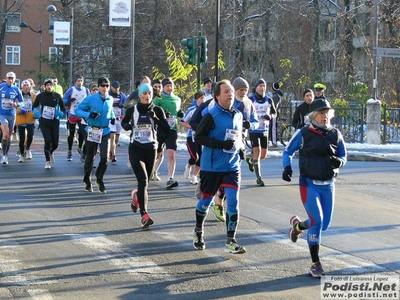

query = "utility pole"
372;0;378;99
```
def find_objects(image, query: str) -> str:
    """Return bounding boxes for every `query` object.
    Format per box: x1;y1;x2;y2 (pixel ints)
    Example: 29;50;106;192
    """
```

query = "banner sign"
109;0;131;27
53;21;70;45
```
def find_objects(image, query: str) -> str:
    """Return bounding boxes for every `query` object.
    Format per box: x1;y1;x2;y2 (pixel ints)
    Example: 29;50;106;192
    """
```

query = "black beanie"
254;78;266;88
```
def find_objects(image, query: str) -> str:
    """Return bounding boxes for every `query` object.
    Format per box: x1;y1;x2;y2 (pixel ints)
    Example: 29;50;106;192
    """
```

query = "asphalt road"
0;129;399;299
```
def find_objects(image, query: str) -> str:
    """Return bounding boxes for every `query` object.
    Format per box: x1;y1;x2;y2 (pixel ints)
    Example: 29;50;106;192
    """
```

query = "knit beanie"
139;83;152;96
162;78;173;87
75;75;83;82
232;77;249;90
254;78;266;89
98;77;110;86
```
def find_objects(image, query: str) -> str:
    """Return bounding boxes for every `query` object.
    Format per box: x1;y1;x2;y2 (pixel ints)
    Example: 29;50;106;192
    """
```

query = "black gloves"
110;118;116;125
243;120;251;129
68;97;76;105
123;123;131;131
330;156;343;169
89;112;100;119
282;166;293;182
261;114;271;121
222;140;235;150
177;109;184;118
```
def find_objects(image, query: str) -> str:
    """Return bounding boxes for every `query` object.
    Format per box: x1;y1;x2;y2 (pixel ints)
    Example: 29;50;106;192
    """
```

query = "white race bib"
1;98;13;110
42;106;55;119
131;124;153;144
223;129;241;154
113;107;122;118
167;116;177;129
87;126;103;143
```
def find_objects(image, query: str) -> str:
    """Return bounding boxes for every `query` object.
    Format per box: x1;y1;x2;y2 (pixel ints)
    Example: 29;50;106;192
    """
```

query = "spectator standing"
270;81;283;147
291;89;314;129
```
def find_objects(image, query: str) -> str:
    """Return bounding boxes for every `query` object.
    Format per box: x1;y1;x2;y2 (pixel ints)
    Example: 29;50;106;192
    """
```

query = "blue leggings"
300;178;335;245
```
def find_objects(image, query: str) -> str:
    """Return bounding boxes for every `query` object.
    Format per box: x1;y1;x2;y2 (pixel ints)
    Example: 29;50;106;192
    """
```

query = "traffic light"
200;37;208;63
181;38;197;65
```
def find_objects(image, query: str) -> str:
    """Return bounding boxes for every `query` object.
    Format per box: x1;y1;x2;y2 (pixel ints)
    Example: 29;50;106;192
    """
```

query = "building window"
5;46;20;65
49;47;63;61
6;13;21;33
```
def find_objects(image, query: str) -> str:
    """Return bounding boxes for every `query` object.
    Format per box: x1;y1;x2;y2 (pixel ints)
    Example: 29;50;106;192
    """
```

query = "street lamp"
19;22;42;74
47;4;74;87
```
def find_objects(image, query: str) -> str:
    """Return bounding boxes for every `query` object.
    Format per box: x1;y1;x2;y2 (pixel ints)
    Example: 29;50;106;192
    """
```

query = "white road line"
69;233;172;276
0;236;54;299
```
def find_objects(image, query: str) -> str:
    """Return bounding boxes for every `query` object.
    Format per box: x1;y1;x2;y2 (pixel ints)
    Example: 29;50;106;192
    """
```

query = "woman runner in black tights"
121;83;170;228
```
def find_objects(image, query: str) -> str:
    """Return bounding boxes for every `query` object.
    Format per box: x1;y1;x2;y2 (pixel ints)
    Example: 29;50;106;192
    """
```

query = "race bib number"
22;99;32;111
131;124;153;144
167;116;177;129
42;106;55;119
87;126;103;143
113;107;122;118
1;98;13;110
223;129;241;154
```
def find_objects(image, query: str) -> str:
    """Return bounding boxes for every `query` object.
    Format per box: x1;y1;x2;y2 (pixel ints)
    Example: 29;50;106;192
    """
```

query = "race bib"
113;107;122;118
87;126;103;143
132;124;153;144
223;129;241;154
1;98;13;110
167;116;177;129
42;106;55;119
22;99;32;111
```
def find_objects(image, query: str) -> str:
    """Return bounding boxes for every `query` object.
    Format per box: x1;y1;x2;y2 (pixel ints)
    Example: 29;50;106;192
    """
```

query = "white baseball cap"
6;71;16;78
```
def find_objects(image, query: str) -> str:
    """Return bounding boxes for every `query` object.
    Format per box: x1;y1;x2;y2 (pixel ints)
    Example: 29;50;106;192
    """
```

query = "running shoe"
225;239;246;254
166;179;178;189
309;262;325;278
141;213;154;228
151;172;161;181
84;181;93;192
80;154;86;163
191;175;198;185
44;161;51;169
289;215;303;243
211;202;226;222
1;155;8;165
77;148;82;155
25;150;32;159
111;156;117;163
256;177;265;187
67;150;73;161
50;153;55;164
184;164;191;179
18;156;24;163
130;189;139;213
270;144;278;149
96;180;107;194
193;230;205;250
245;157;254;172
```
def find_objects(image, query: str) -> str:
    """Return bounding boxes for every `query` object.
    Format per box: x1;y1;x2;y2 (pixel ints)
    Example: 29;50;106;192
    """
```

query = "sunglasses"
100;84;109;88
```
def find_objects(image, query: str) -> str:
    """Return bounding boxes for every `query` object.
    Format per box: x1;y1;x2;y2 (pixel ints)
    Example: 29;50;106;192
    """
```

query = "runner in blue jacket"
193;79;246;254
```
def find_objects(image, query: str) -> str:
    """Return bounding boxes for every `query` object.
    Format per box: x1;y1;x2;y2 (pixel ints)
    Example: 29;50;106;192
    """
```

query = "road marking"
69;233;172;276
0;236;54;299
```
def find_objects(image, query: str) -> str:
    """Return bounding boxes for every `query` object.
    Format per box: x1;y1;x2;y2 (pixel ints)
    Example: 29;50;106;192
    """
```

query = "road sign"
376;47;400;58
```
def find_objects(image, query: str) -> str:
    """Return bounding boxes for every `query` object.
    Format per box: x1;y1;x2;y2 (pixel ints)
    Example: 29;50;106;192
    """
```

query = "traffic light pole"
196;21;202;91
